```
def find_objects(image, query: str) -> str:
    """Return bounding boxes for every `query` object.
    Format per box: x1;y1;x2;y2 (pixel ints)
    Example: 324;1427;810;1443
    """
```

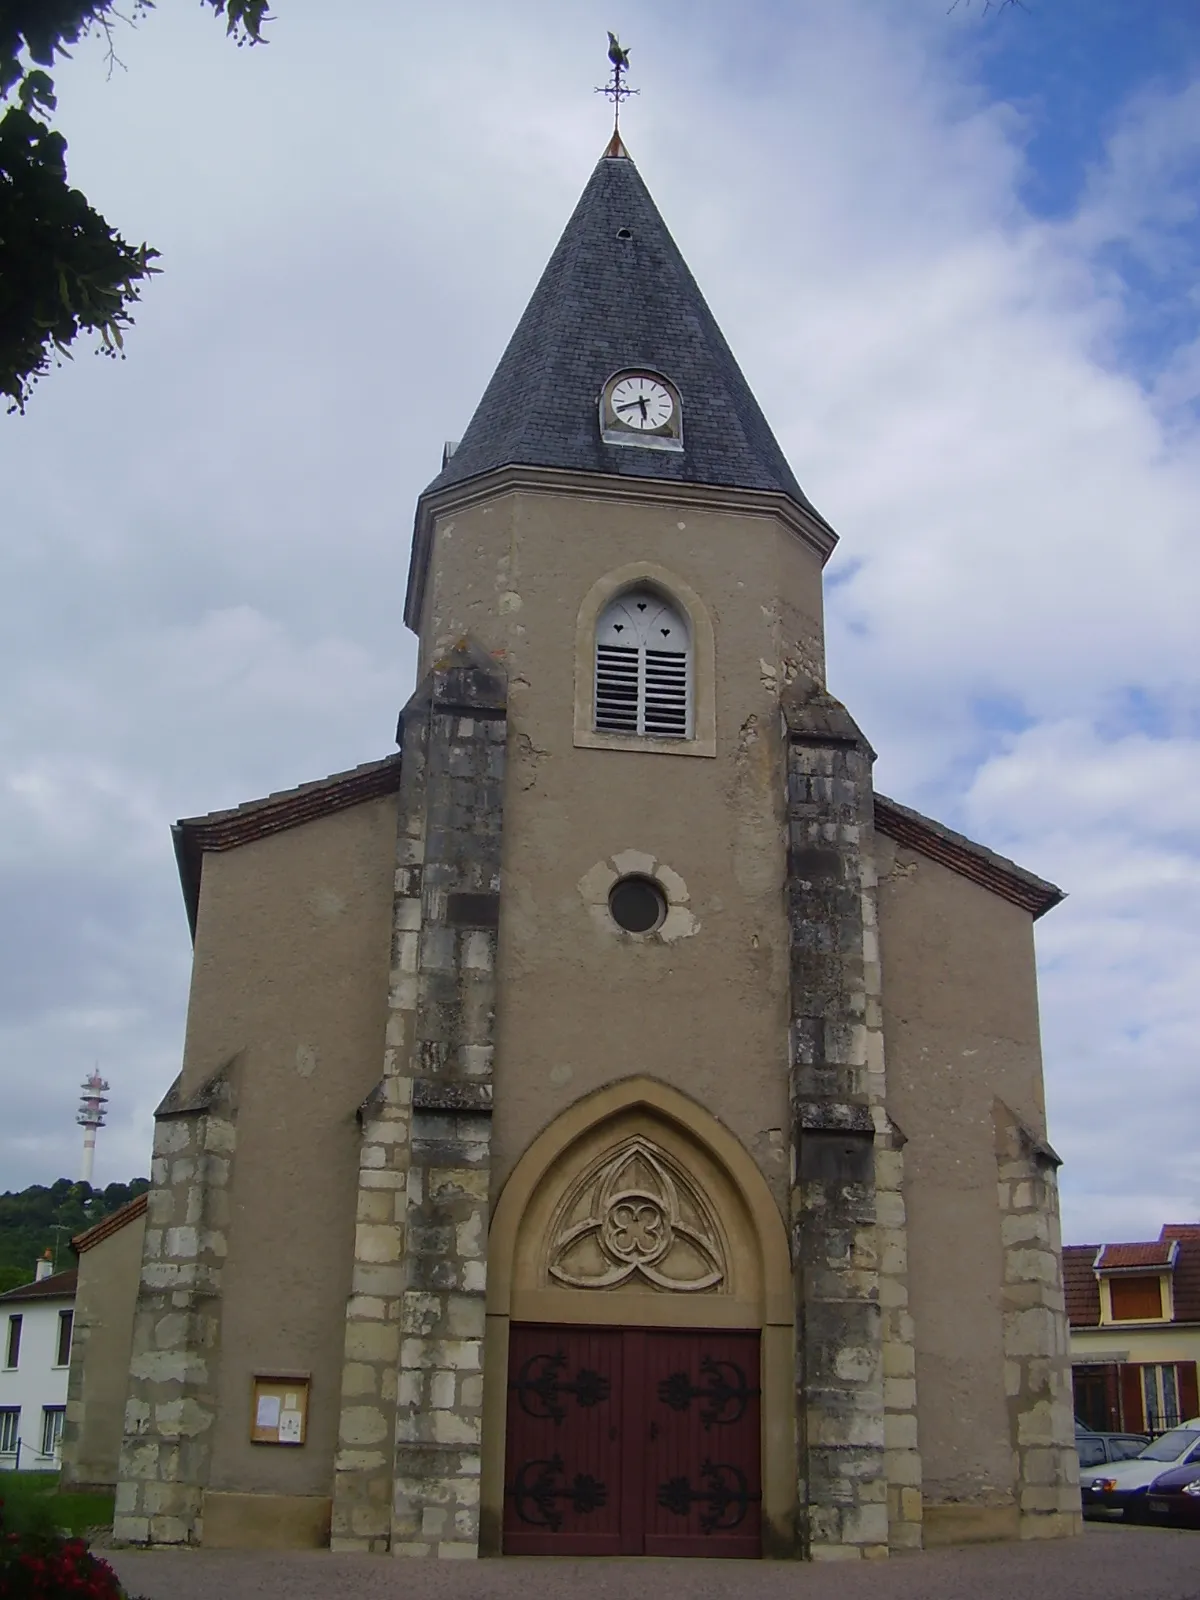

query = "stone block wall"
994;1101;1081;1540
783;678;921;1560
331;639;507;1557
112;1065;238;1545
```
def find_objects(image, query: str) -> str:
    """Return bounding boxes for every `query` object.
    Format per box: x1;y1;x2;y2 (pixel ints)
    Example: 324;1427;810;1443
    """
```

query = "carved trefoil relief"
547;1136;726;1292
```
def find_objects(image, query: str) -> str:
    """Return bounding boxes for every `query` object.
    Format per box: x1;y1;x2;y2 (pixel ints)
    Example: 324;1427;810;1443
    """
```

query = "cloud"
0;1;1196;1249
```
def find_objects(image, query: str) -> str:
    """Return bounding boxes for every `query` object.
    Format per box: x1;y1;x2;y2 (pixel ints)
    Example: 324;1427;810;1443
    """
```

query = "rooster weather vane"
597;32;638;136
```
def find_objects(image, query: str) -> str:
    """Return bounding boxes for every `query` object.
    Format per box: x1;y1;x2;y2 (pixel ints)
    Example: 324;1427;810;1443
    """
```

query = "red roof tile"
1096;1241;1177;1270
1064;1245;1101;1327
0;1269;77;1304
1167;1229;1200;1323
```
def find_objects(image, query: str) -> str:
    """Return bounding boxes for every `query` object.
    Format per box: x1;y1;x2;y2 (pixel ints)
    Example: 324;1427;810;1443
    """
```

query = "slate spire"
427;148;823;519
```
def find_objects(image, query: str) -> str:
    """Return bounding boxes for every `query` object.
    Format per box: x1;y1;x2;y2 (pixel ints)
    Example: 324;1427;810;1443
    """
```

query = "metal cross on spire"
596;32;638;142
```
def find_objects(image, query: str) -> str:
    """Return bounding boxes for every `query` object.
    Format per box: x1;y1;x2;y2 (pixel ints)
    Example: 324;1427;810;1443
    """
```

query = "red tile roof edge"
70;1192;148;1255
873;795;1064;920
168;756;1061;936
173;754;403;936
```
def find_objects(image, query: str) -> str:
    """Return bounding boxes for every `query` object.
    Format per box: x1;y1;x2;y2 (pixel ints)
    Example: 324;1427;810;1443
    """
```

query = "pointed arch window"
595;588;691;740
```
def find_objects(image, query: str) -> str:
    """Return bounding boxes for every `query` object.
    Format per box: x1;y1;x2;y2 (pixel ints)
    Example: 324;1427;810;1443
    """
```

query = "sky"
1;0;1198;1246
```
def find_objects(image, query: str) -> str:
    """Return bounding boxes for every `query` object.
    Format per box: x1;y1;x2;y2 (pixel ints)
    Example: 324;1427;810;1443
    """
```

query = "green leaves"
0;1;268;411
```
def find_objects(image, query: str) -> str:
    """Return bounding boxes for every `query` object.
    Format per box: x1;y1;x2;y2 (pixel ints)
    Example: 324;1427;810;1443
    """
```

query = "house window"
1143;1365;1182;1434
4;1314;21;1369
595;588;690;740
56;1309;73;1367
1110;1274;1164;1321
40;1406;65;1458
0;1408;18;1455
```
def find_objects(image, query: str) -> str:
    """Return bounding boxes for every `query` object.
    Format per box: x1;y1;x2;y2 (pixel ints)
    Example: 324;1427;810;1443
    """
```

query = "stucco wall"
179;795;397;1499
418;486;828;1212
62;1213;145;1488
1071;1327;1200;1368
877;833;1049;1512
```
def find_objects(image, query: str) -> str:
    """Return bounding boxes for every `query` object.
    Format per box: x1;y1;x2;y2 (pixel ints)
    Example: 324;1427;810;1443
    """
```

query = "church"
100;131;1081;1559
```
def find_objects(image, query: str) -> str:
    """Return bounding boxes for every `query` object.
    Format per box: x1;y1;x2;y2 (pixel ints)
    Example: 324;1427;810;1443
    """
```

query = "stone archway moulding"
487;1075;791;1323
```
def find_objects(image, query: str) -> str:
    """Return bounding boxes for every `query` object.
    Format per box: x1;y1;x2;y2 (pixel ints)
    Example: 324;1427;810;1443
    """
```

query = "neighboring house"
1065;1225;1200;1435
60;1194;148;1492
0;1257;78;1471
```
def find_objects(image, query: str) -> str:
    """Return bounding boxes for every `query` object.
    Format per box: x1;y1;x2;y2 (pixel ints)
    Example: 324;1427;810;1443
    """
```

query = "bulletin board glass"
250;1374;310;1446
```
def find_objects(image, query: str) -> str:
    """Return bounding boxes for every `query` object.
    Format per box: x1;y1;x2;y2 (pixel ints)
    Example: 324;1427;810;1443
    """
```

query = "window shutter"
1110;1275;1163;1320
1104;1363;1121;1431
595;589;691;739
1179;1362;1199;1422
1120;1365;1146;1433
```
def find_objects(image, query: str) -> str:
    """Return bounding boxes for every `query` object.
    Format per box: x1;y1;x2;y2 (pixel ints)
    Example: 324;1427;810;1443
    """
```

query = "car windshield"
1139;1429;1200;1462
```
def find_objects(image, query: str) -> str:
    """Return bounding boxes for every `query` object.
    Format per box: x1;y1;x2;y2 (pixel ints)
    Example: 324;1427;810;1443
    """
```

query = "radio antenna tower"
77;1069;110;1185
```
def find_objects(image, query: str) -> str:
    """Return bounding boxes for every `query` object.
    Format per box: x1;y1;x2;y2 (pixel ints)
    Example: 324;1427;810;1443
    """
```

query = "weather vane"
596;32;637;137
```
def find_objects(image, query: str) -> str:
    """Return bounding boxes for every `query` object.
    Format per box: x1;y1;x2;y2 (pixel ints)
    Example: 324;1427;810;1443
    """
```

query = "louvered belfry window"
595;588;691;739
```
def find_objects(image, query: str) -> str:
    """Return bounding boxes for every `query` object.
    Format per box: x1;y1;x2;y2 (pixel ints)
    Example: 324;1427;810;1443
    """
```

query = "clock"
600;370;684;452
609;374;674;431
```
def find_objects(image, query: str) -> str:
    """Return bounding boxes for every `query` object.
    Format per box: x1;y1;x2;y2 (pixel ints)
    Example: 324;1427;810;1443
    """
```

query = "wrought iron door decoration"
656;1460;760;1533
511;1350;612;1423
547;1136;726;1291
657;1354;760;1428
509;1455;609;1530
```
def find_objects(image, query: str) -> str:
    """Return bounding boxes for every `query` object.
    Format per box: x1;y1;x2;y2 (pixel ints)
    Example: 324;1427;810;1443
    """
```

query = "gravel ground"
107;1523;1200;1600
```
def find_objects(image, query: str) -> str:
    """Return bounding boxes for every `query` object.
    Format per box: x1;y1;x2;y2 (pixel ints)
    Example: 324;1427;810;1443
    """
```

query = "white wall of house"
0;1295;75;1471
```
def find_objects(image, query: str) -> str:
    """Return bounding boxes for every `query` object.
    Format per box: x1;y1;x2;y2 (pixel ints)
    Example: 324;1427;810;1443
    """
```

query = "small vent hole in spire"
616;227;633;240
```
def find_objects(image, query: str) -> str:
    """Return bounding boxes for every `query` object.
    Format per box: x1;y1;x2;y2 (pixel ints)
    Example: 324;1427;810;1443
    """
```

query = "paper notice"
284;1392;298;1409
278;1409;303;1444
255;1394;281;1430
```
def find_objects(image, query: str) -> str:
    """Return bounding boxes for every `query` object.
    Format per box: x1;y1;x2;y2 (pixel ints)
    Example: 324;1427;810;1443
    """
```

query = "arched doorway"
482;1078;795;1557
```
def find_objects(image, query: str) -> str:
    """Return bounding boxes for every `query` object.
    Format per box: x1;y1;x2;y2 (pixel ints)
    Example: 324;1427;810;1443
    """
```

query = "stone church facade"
110;144;1080;1558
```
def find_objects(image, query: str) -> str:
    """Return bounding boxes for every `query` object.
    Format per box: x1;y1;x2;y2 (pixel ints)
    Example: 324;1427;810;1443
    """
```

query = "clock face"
609;375;674;431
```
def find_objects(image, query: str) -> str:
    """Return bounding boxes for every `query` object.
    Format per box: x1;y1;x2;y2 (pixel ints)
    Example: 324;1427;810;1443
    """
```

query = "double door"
503;1323;761;1558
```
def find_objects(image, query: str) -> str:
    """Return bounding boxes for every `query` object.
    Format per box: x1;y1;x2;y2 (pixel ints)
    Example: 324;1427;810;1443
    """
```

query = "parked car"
1144;1462;1200;1529
1083;1421;1200;1519
1076;1430;1149;1471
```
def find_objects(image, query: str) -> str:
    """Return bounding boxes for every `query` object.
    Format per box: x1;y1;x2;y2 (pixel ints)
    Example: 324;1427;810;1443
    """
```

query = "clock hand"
616;399;647;413
637;394;648;419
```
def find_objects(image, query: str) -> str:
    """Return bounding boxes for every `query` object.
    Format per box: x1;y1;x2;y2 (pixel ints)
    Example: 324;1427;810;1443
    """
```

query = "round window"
609;876;667;934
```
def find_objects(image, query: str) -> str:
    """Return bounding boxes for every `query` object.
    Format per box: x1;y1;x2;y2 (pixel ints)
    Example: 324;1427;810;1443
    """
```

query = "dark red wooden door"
504;1325;761;1558
641;1329;762;1557
503;1325;625;1554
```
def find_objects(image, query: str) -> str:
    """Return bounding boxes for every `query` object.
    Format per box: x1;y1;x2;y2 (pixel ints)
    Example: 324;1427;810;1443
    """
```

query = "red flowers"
0;1499;132;1599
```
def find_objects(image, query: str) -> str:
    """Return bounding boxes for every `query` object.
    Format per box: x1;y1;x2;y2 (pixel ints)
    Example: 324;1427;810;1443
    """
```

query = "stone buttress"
994;1102;1081;1539
112;1064;238;1545
331;639;507;1555
783;678;922;1559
